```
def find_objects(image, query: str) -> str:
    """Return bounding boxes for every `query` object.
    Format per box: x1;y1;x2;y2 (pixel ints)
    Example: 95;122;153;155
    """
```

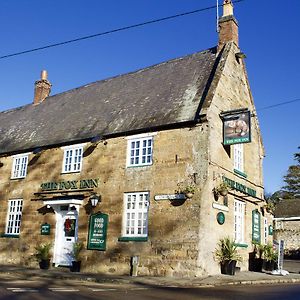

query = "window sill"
0;234;20;238
234;243;248;248
10;177;26;180
234;169;247;178
118;236;148;242
126;164;152;169
61;171;81;175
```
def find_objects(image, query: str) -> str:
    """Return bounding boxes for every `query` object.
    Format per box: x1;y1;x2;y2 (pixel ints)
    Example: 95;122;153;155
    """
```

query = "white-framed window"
62;145;84;173
263;218;268;244
11;154;29;179
126;135;154;167
234;199;245;244
5;199;23;235
122;192;149;237
233;143;244;172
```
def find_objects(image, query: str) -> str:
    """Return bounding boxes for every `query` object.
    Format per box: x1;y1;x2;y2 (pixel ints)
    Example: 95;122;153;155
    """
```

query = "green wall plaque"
87;212;108;251
217;212;225;225
252;210;261;243
41;223;51;235
269;225;273;236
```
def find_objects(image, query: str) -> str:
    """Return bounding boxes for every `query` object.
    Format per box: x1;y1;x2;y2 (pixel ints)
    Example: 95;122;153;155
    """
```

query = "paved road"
0;277;299;300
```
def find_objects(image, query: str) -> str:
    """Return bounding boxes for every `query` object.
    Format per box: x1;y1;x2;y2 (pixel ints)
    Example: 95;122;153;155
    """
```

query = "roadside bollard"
130;256;139;277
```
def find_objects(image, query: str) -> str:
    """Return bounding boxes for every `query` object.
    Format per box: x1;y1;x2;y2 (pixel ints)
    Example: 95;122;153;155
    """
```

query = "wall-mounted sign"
217;212;225;225
40;178;99;192
41;223;51;235
154;194;186;201
223;177;256;197
87;212;108;251
252;210;261;243
222;110;251;145
269;225;273;236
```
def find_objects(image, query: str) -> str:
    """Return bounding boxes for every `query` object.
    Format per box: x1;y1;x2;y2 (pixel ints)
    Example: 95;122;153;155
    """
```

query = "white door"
53;205;78;266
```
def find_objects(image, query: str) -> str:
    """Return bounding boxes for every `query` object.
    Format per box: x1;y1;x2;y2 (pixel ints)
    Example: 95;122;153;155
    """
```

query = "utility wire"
257;98;300;112
0;0;245;60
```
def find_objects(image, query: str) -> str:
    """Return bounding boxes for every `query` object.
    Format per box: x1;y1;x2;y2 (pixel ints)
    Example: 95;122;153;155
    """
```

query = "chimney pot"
33;70;52;105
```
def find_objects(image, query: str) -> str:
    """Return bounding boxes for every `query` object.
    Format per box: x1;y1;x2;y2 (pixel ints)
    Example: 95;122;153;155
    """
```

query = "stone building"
0;1;272;276
274;199;300;257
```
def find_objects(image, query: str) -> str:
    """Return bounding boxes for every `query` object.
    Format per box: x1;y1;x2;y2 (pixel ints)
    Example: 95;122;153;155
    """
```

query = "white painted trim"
212;202;229;212
125;132;157;140
61;143;87;150
43;199;84;206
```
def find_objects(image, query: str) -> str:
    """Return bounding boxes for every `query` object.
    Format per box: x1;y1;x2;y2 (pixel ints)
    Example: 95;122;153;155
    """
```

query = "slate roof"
274;199;300;218
0;47;217;155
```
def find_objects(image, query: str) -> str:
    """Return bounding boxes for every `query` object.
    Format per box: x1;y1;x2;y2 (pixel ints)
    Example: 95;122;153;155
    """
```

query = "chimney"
218;0;239;53
33;70;51;105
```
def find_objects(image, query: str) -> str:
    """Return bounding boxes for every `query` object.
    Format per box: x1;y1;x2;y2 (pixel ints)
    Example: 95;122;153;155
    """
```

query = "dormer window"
11;154;29;179
62;145;84;173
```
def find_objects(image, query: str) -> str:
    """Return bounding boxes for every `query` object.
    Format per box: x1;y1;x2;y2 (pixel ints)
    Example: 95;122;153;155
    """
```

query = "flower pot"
185;192;194;199
219;189;228;196
263;260;276;271
70;261;81;272
39;259;50;270
220;260;237;275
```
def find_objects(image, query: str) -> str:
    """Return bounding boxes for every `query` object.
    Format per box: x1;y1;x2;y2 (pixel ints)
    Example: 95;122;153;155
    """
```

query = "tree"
281;147;300;199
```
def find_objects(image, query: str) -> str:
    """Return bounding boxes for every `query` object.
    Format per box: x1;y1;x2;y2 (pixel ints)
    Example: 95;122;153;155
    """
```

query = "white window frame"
122;192;149;237
263;218;268;244
126;134;155;167
5;199;23;236
61;144;84;173
233;143;244;172
234;199;245;244
11;153;29;179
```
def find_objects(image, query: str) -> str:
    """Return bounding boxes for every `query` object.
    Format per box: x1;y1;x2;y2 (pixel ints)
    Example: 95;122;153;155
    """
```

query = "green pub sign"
88;212;108;251
41;223;51;235
252;210;261;243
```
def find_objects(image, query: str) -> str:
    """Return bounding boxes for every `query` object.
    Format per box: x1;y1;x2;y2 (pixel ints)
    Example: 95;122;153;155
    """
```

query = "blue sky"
0;0;299;194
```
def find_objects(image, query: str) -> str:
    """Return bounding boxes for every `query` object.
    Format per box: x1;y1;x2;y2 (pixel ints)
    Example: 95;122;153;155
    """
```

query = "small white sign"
154;194;186;201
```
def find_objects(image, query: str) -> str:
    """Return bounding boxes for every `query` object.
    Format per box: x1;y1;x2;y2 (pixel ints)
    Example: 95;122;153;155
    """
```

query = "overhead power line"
0;0;245;60
257;98;300;112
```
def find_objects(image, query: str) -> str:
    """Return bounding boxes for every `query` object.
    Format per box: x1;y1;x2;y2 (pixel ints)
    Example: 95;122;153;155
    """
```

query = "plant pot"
219;189;228;196
220;260;237;275
70;261;81;272
263;260;276;271
185;192;194;199
39;259;50;270
249;258;263;272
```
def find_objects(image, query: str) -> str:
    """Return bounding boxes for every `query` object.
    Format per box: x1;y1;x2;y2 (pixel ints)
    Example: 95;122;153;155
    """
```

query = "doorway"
44;201;82;267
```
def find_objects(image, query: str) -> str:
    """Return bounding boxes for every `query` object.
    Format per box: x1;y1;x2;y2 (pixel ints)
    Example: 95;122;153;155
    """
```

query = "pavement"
0;263;300;288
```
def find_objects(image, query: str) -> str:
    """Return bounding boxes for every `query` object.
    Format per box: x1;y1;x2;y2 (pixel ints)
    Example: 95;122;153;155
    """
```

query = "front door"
53;205;79;266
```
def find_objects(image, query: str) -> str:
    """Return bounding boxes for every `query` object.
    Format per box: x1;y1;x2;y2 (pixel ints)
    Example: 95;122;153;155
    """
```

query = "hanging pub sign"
41;223;51;235
87;212;108;251
222;110;251;145
252;209;261;243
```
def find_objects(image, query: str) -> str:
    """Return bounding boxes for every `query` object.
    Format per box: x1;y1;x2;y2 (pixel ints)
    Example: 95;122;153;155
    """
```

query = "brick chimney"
33;70;51;105
218;0;239;52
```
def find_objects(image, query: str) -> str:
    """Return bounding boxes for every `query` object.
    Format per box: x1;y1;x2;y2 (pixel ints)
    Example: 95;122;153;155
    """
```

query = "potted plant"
263;243;278;271
249;243;265;272
34;243;51;270
214;182;230;197
215;237;242;275
183;185;196;198
70;241;83;272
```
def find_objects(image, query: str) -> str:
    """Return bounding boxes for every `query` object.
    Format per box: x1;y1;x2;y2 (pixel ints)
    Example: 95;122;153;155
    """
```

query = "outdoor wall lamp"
90;194;101;207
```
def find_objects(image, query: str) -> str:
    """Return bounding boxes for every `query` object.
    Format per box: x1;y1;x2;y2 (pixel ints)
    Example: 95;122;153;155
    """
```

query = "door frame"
43;199;83;267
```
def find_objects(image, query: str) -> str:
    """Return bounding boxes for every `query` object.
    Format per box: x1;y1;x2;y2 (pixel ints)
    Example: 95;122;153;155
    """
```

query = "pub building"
0;1;272;276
